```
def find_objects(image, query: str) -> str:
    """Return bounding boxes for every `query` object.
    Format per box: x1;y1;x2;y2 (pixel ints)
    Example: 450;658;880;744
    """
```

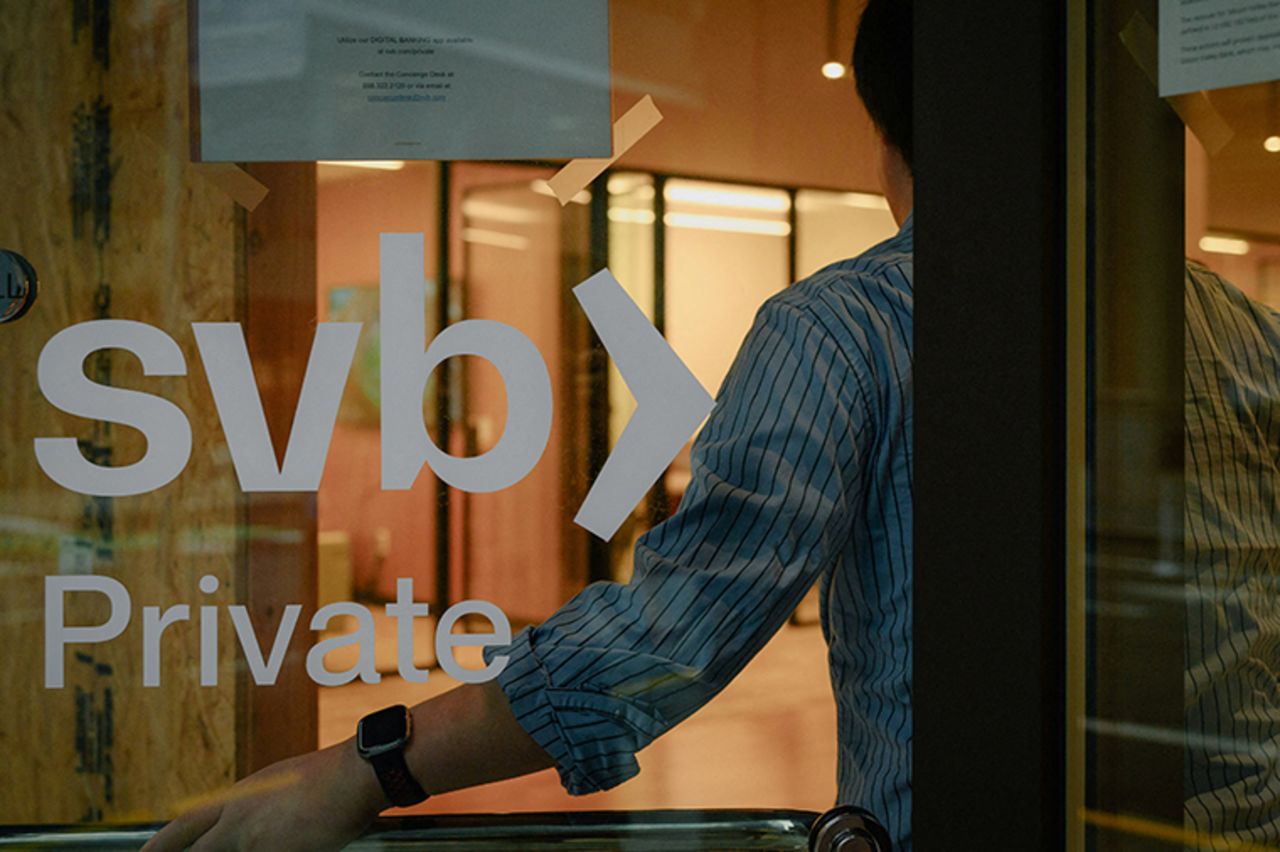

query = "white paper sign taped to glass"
191;0;612;162
1160;0;1280;96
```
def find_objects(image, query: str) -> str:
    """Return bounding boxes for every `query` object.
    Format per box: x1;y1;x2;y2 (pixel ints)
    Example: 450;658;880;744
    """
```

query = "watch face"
357;705;410;756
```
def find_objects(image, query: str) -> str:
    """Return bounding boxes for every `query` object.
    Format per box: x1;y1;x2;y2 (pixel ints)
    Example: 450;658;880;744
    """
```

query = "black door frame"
914;1;1071;847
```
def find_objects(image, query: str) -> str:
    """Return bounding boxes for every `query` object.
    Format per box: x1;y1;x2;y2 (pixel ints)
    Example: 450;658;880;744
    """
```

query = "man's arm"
404;680;556;793
468;296;873;796
143;681;551;852
146;295;872;851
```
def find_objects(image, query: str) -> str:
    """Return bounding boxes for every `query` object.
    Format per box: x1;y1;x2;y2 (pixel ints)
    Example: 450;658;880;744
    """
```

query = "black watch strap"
369;747;428;807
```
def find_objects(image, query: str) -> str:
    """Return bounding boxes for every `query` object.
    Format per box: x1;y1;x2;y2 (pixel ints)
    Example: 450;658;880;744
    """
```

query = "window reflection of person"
146;3;917;850
1183;259;1280;842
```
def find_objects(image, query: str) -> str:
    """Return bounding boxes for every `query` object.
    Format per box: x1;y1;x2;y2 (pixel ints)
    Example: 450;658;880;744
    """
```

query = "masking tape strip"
193;162;270;211
109;9;271;211
1120;13;1234;155
547;95;664;205
140;129;270;212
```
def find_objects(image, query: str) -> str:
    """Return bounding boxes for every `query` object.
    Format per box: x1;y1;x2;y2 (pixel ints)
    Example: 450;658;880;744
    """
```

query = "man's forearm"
409;680;555;794
348;680;556;813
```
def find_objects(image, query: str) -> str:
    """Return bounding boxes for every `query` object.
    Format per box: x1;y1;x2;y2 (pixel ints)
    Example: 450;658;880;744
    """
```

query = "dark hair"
852;0;912;171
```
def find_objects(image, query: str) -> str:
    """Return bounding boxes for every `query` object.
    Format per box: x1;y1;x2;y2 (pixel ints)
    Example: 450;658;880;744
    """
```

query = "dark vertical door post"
914;0;1069;847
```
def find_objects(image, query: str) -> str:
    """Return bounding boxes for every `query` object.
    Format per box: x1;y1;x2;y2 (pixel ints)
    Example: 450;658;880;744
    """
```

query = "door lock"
0;250;37;324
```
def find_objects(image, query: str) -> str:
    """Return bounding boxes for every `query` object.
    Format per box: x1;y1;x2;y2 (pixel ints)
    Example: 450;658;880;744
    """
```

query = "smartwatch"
356;704;429;807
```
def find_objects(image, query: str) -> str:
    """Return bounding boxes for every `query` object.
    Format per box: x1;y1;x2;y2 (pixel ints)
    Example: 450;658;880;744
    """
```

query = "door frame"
913;1;1071;847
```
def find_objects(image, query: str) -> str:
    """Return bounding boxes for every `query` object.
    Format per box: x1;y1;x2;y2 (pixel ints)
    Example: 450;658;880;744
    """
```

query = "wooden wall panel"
0;1;315;822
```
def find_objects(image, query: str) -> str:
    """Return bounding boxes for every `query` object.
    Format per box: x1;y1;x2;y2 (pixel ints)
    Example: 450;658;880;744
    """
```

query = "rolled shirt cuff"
484;627;664;795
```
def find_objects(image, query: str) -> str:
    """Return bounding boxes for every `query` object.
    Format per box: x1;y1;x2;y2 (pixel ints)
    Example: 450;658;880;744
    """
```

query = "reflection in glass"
1085;58;1280;844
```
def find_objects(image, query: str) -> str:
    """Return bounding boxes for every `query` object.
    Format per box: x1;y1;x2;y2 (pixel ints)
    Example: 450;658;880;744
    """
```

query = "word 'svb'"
35;234;714;541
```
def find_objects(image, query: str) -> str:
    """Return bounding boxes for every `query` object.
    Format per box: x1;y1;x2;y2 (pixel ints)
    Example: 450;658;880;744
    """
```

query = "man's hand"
142;739;386;852
142;682;552;851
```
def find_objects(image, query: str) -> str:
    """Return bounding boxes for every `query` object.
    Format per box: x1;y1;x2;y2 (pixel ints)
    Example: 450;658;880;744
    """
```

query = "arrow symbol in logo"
573;269;715;541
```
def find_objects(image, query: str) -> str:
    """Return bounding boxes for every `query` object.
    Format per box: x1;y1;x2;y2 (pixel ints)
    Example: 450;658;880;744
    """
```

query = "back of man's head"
853;0;912;172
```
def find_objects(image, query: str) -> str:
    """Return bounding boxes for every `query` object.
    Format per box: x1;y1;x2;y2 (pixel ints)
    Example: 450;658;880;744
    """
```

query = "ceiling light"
463;228;530;251
608;208;657;225
318;160;406;171
823;0;845;82
607;174;654;195
1199;234;1250;256
665;183;791;213
1266;136;1280;153
664;212;792;237
461;199;546;225
607;177;655;201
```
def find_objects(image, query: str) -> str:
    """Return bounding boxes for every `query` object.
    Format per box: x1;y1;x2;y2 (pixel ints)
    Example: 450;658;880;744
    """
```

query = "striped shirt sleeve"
484;296;873;795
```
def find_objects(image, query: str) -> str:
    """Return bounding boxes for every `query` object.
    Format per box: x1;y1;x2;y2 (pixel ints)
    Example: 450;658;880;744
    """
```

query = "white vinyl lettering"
572;270;716;540
30;238;712;544
380;233;553;493
194;322;360;491
142;604;190;688
199;574;219;686
45;575;131;688
386;578;430;684
44;582;522;689
435;599;511;685
35;321;191;496
306;602;380;687
229;604;302;686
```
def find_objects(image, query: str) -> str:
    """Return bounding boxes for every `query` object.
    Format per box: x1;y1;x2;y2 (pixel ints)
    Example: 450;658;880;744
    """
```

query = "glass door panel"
1;1;904;845
1081;2;1280;847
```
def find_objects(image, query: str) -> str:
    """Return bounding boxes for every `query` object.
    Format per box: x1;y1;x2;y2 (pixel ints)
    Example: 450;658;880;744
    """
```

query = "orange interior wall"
611;0;879;192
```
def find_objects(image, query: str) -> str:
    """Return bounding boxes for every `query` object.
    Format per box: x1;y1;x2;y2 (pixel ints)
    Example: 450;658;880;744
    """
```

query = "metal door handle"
809;806;893;852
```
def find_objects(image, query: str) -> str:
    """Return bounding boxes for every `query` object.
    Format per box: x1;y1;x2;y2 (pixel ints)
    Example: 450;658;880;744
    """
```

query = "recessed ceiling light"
1199;234;1250;256
665;183;791;212
318;160;406;171
665;213;792;237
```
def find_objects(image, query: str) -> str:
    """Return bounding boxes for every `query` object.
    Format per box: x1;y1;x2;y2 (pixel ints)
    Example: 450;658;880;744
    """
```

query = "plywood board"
0;1;314;822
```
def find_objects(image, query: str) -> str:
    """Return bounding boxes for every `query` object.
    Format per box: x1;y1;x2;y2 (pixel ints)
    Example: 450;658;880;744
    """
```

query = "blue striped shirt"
1184;261;1280;842
487;216;915;848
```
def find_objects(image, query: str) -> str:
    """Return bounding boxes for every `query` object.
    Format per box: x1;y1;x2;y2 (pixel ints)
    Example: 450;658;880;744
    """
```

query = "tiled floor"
318;621;837;815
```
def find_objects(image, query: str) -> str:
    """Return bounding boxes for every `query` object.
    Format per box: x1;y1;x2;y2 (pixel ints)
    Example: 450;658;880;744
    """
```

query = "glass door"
1078;0;1280;848
3;0;910;847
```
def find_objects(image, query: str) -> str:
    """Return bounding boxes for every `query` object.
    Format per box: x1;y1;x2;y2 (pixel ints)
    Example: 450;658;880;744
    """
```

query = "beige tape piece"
192;162;270;211
547;95;664;205
1120;12;1234;155
139;129;270;212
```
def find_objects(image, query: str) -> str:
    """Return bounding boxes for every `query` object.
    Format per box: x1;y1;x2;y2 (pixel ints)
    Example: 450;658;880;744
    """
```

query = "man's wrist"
341;736;393;817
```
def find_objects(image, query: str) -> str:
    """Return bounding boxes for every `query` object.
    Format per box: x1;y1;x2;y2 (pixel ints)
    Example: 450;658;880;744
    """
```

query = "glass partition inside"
796;190;899;279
